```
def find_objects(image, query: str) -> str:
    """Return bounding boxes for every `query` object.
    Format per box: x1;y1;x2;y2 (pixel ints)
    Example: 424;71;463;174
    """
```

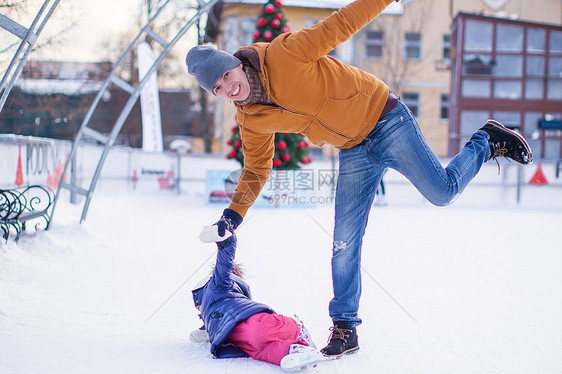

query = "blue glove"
216;208;243;238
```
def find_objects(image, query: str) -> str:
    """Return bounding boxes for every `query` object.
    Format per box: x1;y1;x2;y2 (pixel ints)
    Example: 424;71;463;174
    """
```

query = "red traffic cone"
15;143;24;187
529;163;548;186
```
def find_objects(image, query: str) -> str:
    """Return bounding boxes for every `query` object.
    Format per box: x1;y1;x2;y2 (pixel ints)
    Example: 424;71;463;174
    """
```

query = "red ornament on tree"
235;140;241;148
277;141;287;150
257;18;267;27
282;154;291;162
264;31;273;40
275;12;283;20
253;31;260;40
273;159;282;167
275;0;283;6
265;4;275;13
228;150;237;159
271;19;280;28
281;26;289;33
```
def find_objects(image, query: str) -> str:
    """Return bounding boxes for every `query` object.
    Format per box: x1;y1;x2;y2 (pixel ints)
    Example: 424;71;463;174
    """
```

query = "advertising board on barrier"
0;135;70;189
206;169;338;208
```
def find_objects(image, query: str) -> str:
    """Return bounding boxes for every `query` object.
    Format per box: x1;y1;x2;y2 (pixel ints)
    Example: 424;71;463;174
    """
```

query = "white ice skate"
293;314;316;349
280;344;330;372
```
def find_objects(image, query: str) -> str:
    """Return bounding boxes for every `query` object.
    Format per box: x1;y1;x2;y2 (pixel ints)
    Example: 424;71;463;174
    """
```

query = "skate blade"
281;354;333;372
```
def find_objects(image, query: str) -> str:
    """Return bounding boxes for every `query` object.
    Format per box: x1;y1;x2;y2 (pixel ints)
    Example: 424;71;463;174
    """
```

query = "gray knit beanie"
186;46;241;93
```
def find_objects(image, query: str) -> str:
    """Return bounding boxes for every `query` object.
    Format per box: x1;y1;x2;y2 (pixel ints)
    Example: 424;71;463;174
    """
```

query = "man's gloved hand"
217;208;243;237
199;209;243;243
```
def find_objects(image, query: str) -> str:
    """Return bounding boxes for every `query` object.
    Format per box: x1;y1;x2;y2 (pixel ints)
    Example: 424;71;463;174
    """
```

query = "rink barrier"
1;134;561;209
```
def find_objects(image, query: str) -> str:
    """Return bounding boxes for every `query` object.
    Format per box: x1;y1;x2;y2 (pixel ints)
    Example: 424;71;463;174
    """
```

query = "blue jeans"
329;99;490;326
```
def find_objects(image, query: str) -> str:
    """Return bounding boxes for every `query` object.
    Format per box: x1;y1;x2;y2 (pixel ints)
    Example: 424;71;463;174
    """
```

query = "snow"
1;173;562;373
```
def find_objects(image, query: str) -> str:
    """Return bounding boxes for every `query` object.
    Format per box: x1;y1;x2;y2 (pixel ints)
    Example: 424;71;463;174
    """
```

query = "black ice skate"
320;321;359;358
480;119;533;168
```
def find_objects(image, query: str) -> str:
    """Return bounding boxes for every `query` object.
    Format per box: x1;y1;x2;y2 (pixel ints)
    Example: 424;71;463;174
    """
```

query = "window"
494;55;523;77
403;92;419;117
442;34;451;61
440;94;449;120
241;18;256;46
494;81;522;99
526;79;544;100
339;38;355;64
464;20;493;52
526;56;546;76
492;111;521;129
547;80;562;100
460;110;490;136
404;32;421;60
366;30;384;59
526;55;546;100
527;28;546;53
524;112;544;134
550;30;562;53
496;24;523;52
462;79;491;98
463;54;493;75
547;56;562;100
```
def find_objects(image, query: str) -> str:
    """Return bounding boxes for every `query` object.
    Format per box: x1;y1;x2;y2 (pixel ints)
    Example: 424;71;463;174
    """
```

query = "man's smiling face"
213;64;250;102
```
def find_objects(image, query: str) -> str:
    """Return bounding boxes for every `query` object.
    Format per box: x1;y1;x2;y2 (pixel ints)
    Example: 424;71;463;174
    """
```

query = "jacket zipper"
280;104;353;140
246;99;353;140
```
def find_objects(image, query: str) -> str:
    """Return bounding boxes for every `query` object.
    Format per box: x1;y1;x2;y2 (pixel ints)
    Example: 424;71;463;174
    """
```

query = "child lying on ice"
191;234;326;372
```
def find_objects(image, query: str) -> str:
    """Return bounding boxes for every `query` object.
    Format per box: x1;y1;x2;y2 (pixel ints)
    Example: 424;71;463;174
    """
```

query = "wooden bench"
0;185;54;242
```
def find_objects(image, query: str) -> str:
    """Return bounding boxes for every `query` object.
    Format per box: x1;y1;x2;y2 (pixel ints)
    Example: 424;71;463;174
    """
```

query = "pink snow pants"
226;312;308;366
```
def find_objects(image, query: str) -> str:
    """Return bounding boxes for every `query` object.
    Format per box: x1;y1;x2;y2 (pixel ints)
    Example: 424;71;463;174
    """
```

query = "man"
186;0;532;358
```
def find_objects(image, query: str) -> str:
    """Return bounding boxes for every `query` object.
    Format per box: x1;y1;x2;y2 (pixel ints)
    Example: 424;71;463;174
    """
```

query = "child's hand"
189;327;210;343
199;225;233;243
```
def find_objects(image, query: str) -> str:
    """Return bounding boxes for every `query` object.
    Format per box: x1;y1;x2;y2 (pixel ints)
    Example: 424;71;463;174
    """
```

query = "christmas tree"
253;0;290;42
226;0;313;170
227;127;313;169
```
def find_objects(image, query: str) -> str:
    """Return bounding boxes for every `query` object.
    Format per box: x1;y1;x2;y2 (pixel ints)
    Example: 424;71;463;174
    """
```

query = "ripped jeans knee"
333;240;348;254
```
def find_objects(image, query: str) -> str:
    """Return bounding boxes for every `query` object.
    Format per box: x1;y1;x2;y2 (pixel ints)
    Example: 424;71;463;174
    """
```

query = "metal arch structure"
0;0;63;113
49;0;221;226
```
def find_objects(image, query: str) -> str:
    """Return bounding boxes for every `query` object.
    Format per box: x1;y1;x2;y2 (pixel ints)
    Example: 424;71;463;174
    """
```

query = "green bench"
1;185;54;242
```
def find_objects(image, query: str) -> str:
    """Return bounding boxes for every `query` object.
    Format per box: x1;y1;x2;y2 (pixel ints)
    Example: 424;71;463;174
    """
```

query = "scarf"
235;64;276;107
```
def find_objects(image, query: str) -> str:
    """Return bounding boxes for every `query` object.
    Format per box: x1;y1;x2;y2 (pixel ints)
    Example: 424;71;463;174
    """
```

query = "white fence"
0;134;239;199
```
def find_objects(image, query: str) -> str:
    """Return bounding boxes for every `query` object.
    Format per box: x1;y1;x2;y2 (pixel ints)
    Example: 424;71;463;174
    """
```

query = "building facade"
0;61;203;151
449;13;562;160
206;0;562;157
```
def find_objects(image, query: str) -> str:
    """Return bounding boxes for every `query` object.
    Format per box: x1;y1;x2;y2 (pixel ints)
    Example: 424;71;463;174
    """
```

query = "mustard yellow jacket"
229;0;395;217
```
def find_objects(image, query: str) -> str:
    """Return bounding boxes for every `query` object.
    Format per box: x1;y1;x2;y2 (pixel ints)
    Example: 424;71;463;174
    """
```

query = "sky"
0;0;204;90
63;0;140;61
2;0;199;63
